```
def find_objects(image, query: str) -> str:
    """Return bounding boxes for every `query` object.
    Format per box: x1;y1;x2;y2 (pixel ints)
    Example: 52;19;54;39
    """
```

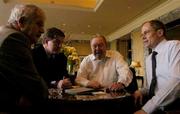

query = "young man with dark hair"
32;27;72;89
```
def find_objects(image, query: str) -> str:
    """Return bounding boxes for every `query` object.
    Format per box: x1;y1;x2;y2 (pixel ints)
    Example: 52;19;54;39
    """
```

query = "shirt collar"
152;39;167;53
91;50;111;61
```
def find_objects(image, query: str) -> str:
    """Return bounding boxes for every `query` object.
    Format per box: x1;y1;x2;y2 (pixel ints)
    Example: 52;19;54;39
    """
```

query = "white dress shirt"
142;39;180;114
76;50;132;88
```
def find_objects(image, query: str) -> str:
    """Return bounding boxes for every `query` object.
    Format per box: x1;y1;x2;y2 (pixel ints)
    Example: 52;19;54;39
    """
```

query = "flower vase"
67;60;75;75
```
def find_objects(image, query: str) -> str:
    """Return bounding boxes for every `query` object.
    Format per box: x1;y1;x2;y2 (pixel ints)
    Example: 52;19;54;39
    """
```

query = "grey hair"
8;4;45;24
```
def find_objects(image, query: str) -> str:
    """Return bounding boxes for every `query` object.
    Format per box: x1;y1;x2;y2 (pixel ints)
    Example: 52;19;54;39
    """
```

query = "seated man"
75;34;132;91
32;27;72;89
0;4;48;112
133;20;180;114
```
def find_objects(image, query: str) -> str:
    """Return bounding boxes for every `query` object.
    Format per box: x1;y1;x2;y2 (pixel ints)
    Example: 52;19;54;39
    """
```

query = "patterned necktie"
149;51;158;98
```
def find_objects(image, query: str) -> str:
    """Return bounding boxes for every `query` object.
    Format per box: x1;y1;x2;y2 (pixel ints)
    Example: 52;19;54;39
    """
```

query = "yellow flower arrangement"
60;44;80;74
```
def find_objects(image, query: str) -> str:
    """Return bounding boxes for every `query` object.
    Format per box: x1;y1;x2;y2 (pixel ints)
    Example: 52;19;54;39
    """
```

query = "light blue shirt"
142;39;180;114
76;50;132;88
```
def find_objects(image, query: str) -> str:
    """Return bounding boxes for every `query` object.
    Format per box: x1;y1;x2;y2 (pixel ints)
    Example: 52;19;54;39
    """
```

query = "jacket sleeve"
0;33;48;102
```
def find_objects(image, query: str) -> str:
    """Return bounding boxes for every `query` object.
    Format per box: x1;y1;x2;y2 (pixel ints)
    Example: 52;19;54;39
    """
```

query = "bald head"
90;35;107;59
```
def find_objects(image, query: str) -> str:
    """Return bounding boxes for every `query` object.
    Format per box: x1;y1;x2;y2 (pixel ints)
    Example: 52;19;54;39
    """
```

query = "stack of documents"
65;87;95;95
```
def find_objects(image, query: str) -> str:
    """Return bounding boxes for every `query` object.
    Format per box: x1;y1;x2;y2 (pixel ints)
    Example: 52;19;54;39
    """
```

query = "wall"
70;41;91;56
108;0;180;41
117;40;129;62
110;40;117;51
130;28;145;76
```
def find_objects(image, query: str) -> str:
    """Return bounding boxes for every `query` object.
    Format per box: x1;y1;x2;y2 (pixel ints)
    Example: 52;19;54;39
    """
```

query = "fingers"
63;79;72;87
63;78;71;83
108;82;124;92
92;83;102;89
57;80;63;89
87;81;102;89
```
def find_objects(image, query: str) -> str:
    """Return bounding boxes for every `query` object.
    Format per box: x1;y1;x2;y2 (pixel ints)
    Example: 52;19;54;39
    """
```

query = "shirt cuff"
81;80;89;87
142;99;158;114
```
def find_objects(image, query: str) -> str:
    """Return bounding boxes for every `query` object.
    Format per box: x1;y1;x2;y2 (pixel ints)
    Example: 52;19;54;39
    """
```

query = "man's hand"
87;80;102;89
57;78;72;89
108;82;124;92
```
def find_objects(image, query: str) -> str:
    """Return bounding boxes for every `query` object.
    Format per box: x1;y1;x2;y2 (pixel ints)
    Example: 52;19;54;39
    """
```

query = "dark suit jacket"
32;44;69;88
0;26;48;110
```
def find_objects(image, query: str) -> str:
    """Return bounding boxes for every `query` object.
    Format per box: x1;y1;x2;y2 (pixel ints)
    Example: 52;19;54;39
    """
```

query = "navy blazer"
32;44;69;88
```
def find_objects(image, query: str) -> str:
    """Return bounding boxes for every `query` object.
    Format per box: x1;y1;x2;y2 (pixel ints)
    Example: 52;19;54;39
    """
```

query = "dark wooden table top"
47;87;135;114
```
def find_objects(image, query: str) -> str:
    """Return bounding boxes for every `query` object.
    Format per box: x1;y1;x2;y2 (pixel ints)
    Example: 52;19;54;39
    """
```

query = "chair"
163;99;180;114
125;67;138;93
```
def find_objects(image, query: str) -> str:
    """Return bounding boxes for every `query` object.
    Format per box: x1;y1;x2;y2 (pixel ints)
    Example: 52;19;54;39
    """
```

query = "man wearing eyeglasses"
133;20;180;114
32;27;72;89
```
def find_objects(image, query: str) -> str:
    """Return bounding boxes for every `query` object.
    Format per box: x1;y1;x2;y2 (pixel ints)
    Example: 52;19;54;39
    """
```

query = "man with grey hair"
0;4;48;113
